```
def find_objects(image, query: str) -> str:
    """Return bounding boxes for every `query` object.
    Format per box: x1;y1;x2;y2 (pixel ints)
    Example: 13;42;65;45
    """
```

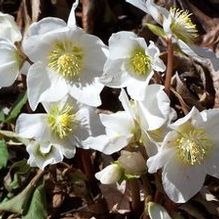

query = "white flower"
0;12;22;43
101;31;165;100
16;97;104;159
147;202;172;219
95;163;123;184
0;39;22;87
126;0;198;44
26;140;63;170
147;107;219;203
118;150;146;176
23;18;108;110
84;84;171;155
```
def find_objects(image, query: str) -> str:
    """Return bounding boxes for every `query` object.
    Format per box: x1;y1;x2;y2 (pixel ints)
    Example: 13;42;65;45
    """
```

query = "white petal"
0;12;22;43
147;147;175;173
95;164;122;184
145;0;169;25
126;0;148;13
119;89;136;119
101;58;131;88
69;79;103;107
15;113;49;140
67;0;79;26
27;141;63;169
162;159;206;203
126;74;153;100
100;111;134;134
108;31;139;59
53;140;76;159
0;40;19;87
27;62;51;110
148;202;172;219
137;84;170;130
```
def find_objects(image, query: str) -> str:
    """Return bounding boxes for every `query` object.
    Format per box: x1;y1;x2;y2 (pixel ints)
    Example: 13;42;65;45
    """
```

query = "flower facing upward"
101;31;165;100
16;97;104;168
48;40;83;79
147;107;219;203
23;20;108;110
47;104;76;139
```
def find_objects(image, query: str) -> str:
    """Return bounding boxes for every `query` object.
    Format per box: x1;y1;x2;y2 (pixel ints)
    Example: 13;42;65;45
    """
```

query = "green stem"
164;38;173;96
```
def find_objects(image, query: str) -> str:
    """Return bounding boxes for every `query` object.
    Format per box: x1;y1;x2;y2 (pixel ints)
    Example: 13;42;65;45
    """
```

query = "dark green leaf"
22;183;47;219
5;92;27;123
0;109;5;123
0;139;9;169
145;23;167;39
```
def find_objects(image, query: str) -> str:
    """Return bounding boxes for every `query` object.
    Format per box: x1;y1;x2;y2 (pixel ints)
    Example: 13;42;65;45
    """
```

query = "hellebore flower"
126;0;198;44
23;18;108;110
84;84;171;155
147;107;219;203
16;97;103;161
101;31;165;100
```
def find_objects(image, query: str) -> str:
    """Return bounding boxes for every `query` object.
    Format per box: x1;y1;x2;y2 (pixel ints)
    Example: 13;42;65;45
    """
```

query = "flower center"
170;8;198;44
47;104;76;139
129;49;151;76
48;41;83;79
176;128;212;165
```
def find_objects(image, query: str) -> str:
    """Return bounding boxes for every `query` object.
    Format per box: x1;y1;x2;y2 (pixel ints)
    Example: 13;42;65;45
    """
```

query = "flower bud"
118;150;146;176
95;164;123;184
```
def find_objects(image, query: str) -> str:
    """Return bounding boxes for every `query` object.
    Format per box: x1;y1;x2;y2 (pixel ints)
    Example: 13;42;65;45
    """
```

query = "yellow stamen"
176;128;212;165
47;104;76;139
48;40;83;79
170;8;198;44
129;48;151;77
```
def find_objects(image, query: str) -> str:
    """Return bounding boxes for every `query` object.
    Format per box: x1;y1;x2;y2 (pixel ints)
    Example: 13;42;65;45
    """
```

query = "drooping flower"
15;97;104;161
84;84;171;155
101;31;165;100
126;0;198;44
147;107;219;203
23;18;108;110
118;150;146;176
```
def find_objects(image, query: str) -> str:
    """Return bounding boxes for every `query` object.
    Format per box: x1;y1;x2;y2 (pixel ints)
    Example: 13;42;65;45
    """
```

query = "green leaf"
0;108;5;123
5;92;27;123
22;183;47;219
0;139;9;169
148;202;172;219
4;160;30;192
145;23;167;39
0;180;34;214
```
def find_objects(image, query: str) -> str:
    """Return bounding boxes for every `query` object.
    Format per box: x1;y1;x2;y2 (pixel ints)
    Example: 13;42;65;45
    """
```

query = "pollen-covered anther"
129;49;151;76
48;41;83;79
170;7;198;43
176;129;212;165
48;104;76;139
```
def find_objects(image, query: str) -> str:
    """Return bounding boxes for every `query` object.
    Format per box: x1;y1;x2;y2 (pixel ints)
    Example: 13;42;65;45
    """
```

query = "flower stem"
164;38;173;96
129;179;142;216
